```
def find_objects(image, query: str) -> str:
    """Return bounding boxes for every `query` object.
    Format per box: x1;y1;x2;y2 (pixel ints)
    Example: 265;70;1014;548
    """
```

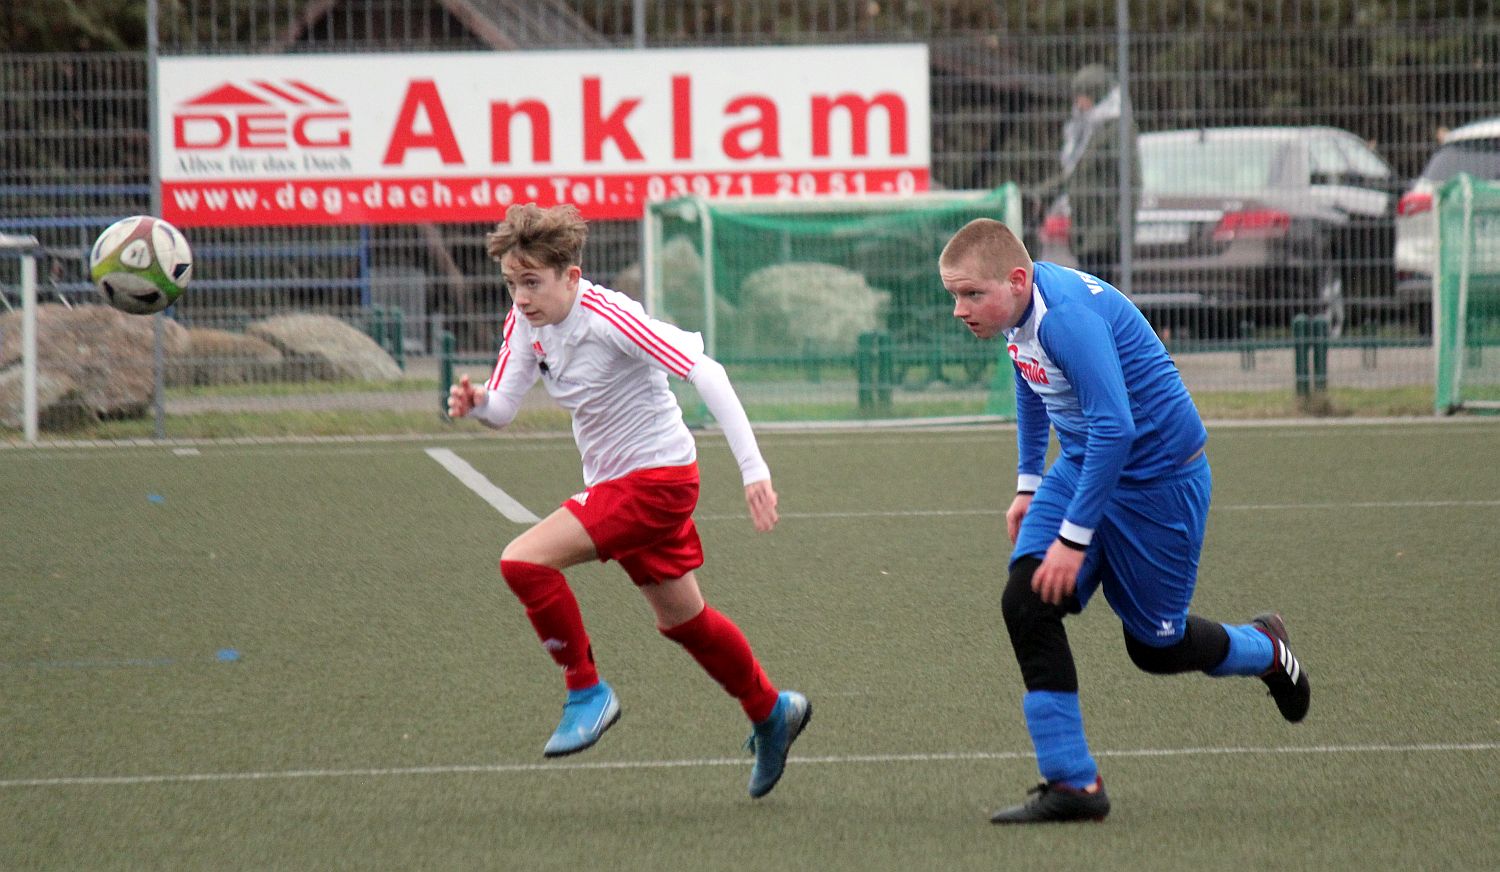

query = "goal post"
1434;174;1500;414
1;233;42;443
641;186;1024;426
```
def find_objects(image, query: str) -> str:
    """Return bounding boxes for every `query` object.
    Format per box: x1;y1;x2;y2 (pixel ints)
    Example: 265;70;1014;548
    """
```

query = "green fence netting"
643;187;1023;425
1435;174;1500;414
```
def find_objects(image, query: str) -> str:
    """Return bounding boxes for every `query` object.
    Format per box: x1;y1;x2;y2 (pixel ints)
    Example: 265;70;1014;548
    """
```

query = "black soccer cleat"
989;778;1110;824
1252;612;1311;723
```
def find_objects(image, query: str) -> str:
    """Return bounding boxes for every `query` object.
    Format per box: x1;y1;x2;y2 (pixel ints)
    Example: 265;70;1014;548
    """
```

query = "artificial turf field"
3;420;1498;871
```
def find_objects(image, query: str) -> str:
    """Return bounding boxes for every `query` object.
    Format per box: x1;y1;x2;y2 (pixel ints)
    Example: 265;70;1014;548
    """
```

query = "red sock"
499;560;598;691
660;605;779;723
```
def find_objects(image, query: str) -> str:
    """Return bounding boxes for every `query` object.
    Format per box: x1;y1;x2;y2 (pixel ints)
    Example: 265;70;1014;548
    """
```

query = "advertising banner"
157;45;930;226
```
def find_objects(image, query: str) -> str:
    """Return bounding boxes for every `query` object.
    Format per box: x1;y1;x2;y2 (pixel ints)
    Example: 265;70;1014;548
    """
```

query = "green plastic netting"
642;187;1023;425
1435;174;1500;413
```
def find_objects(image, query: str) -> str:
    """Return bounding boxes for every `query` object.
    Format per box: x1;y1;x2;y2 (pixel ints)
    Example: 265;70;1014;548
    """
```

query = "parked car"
1394;116;1500;320
1040;126;1399;337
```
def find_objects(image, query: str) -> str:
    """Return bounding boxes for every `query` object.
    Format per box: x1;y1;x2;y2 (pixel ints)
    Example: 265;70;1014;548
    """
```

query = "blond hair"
485;203;588;273
939;218;1031;282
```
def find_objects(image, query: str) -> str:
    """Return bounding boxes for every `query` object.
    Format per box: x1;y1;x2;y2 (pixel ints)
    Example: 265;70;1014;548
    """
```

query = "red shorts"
563;463;704;586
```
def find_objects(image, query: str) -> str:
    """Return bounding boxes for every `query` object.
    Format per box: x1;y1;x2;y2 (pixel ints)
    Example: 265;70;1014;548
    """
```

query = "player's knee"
1001;557;1045;632
498;558;565;606
499;536;533;564
1002;557;1077;692
1123;616;1228;675
500;536;565;569
1003;557;1077;628
1124;633;1184;674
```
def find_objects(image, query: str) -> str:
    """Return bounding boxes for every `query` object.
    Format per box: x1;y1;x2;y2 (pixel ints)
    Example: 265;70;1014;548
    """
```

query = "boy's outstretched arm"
689;357;777;532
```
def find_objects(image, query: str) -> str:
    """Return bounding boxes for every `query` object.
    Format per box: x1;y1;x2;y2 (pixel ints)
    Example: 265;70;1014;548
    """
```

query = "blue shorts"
1011;455;1212;646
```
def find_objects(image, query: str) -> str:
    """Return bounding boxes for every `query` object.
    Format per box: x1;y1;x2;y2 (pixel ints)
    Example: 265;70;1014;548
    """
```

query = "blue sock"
1207;623;1274;677
1022;690;1098;789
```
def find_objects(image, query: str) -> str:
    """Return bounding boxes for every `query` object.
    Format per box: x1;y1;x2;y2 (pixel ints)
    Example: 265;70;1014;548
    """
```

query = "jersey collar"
1006;282;1041;338
552;277;593;331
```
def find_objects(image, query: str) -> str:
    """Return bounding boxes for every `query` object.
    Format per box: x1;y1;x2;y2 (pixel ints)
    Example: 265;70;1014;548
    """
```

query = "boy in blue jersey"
939;219;1310;824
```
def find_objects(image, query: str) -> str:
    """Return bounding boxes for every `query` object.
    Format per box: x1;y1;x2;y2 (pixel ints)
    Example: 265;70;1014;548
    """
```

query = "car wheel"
1317;267;1346;338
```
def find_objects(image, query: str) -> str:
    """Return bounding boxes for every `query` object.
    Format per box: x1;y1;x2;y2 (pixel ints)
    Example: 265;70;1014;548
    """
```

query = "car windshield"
1423;138;1500;182
1141;137;1288;195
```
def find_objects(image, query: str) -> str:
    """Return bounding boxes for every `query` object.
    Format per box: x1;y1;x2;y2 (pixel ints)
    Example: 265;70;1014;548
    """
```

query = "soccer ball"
89;215;193;315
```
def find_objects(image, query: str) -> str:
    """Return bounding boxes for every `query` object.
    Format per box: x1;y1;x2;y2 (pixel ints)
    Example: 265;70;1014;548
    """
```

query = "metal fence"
3;1;1499;435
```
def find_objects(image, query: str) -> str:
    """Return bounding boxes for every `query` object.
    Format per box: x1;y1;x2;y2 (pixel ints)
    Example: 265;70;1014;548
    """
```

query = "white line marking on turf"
6;418;1498;460
424;447;540;523
3;742;1494;789
5;414;1497;455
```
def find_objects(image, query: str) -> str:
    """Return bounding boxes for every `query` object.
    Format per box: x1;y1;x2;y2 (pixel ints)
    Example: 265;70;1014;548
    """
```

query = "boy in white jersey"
939;219;1310;824
447;204;810;799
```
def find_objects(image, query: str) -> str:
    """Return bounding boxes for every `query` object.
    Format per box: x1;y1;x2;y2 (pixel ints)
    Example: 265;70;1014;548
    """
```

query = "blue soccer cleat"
542;682;621;758
745;690;812;798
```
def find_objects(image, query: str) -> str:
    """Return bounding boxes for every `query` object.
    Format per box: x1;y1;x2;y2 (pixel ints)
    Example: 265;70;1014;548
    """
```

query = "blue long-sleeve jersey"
1007;261;1208;544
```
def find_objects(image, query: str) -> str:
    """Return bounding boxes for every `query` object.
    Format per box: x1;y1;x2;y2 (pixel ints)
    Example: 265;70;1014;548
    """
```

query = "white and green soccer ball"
89;215;194;315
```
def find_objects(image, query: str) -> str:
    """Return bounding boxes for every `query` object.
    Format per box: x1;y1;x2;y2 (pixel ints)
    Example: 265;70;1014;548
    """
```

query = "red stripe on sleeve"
581;298;693;377
580;292;695;376
486;347;511;391
486;309;517;390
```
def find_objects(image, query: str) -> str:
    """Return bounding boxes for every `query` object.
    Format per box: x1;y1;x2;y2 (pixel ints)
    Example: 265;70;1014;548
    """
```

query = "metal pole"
641;204;658;315
21;253;38;444
2;233;41;443
697;198;716;358
633;0;645;49
148;0;166;439
1115;0;1133;299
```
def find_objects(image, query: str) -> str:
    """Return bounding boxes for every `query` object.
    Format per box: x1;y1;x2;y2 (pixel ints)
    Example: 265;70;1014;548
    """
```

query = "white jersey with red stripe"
477;280;767;487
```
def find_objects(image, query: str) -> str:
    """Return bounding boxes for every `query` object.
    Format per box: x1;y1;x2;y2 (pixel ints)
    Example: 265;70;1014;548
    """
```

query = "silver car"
1042;126;1398;337
1394;116;1500;323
